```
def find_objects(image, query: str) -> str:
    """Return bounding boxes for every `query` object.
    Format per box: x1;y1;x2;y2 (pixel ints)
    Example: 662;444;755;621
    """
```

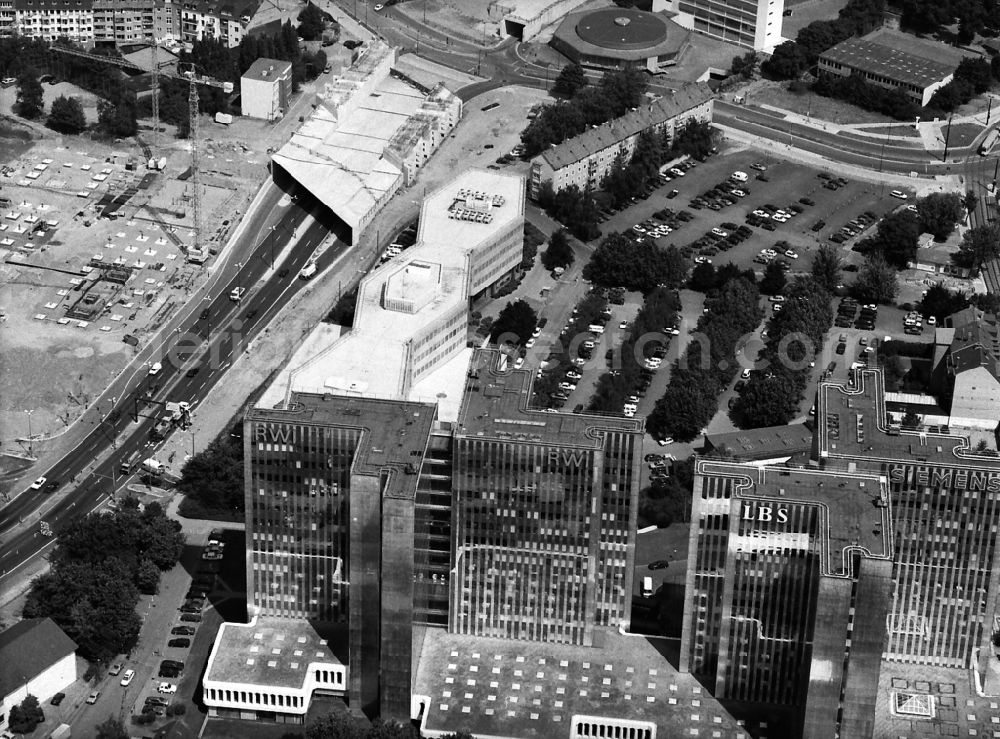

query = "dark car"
158;667;180;678
811;220;825;232
799;197;815;206
199;308;210;320
44;479;60;493
168;638;191;648
647;560;670;570
180;613;202;623
756;173;770;182
145;696;169;708
180;602;202;614
278;267;290;279
172;626;196;636
185;365;200;378
836;342;847;355
50;692;66;706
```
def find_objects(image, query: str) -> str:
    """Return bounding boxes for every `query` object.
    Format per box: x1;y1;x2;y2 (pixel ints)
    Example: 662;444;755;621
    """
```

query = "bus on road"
120;451;142;475
979;128;999;155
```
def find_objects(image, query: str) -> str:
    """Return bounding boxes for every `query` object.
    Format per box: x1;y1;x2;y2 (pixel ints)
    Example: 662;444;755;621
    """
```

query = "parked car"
120;669;135;687
108;663;124;676
168;638;191;648
157;682;178;694
171;626;196;636
50;692;65;706
86;691;100;704
180;613;202;623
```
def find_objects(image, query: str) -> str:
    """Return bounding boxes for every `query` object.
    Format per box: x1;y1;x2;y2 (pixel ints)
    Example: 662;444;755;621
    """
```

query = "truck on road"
120;450;142;475
980;128;999;155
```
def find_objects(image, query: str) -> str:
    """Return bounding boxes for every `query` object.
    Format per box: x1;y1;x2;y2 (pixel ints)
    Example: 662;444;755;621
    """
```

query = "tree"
8;694;44;734
963;190;978;218
858;210;920;269
957;222;1000;272
671;118;716;159
916;192;963;240
97;97;138;137
297;2;327;41
177;429;245;516
919;283;969;321
901;410;921;429
688;262;717;292
955;57;993;94
96;716;130;739
729;51;757;79
811;243;842;292
853;254;898;304
734;373;801;428
761;41;808;79
583;235;687;293
552;62;587;98
135;558;161;595
46;95;87;134
541;228;574;271
759;261;787;295
15;66;43;119
489;299;538;344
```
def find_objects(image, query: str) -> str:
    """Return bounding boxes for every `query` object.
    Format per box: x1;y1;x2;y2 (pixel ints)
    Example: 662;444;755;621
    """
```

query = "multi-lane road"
0;195;342;578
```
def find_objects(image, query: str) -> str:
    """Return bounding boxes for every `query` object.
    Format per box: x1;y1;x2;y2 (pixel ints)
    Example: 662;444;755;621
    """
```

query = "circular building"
551;7;690;73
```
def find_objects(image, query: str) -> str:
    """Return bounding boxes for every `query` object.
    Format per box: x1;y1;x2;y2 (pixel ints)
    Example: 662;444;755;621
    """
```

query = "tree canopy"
916;192;963;241
15;66;43;119
297;2;328;41
811;243;842;293
759;261;787;295
853;253;898;304
919;283;969;321
857;210;920;269
46;95;87;134
23;499;182;662
583;233;687;293
96;716;130;739
8;695;44;734
177;427;245;517
552;63;588;98
541;228;574;271
956;222;1000;272
490;299;538;345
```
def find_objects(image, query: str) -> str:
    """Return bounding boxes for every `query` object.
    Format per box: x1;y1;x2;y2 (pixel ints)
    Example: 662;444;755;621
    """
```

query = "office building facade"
666;0;784;51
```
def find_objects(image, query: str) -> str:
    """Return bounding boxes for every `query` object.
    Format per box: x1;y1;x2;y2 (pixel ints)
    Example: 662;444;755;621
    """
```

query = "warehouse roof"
703;423;814;461
820;28;969;89
537;82;713;171
0;618;76;698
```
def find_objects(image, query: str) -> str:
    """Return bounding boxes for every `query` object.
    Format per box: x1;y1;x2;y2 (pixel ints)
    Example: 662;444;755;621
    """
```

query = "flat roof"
983;257;1000;295
704;423;813;459
456;349;643;446
414;628;750;739
258;172;524;417
243;57;292;82
555;9;689;61
254;391;436;499
816;370;1000;471
538;83;712;172
873;661;1000;738
271;44;421;228
820;32;961;89
695;460;890;576
204;617;347;690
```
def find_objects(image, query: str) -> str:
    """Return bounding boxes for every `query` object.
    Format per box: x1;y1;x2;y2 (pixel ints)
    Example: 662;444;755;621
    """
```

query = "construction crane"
49;43;234;256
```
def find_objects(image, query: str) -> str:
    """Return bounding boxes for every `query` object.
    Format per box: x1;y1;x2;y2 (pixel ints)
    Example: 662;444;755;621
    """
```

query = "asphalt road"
0;202;343;578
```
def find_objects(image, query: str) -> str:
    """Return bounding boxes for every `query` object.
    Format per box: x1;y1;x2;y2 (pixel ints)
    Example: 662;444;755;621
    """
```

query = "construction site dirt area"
0;115;271;447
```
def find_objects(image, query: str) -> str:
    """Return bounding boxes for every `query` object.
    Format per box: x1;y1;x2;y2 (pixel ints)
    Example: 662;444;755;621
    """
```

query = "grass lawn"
945;122;985;148
751;82;895;124
854;123;923;137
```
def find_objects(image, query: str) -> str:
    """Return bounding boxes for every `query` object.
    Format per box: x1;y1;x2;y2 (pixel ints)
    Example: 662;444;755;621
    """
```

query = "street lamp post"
24;409;34;457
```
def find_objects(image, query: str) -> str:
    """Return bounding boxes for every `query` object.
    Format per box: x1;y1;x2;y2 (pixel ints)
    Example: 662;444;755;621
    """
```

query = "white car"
784;250;799;259
29;476;47;490
525;338;535;349
741;368;751;379
890;190;908;199
711;228;728;238
619;321;629;330
147;362;162;376
657;436;674;446
623;403;638;412
229;287;245;301
157;682;177;694
86;691;100;704
669;167;685;177
558;382;577;391
664;327;680;336
571;357;586;367
374;3;385;9
773;303;783;312
927;316;937;326
752;209;770;218
532;326;541;338
120;669;135;687
694;256;712;264
770;295;785;303
566;371;582;380
731;189;747;198
513;357;524;370
772;214;788;223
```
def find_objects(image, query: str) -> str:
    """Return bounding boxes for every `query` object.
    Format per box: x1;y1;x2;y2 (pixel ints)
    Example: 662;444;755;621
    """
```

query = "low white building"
241;58;292;121
0;618;77;732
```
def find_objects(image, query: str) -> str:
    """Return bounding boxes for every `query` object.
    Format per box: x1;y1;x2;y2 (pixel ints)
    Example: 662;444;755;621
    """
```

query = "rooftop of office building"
819;28;971;88
702;423;813;462
873;661;1000;739
257;171;523;419
695;459;890;576
414;628;750;739
249;391;437;498
204;617;348;690
456;349;643;445
816;370;1000;471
